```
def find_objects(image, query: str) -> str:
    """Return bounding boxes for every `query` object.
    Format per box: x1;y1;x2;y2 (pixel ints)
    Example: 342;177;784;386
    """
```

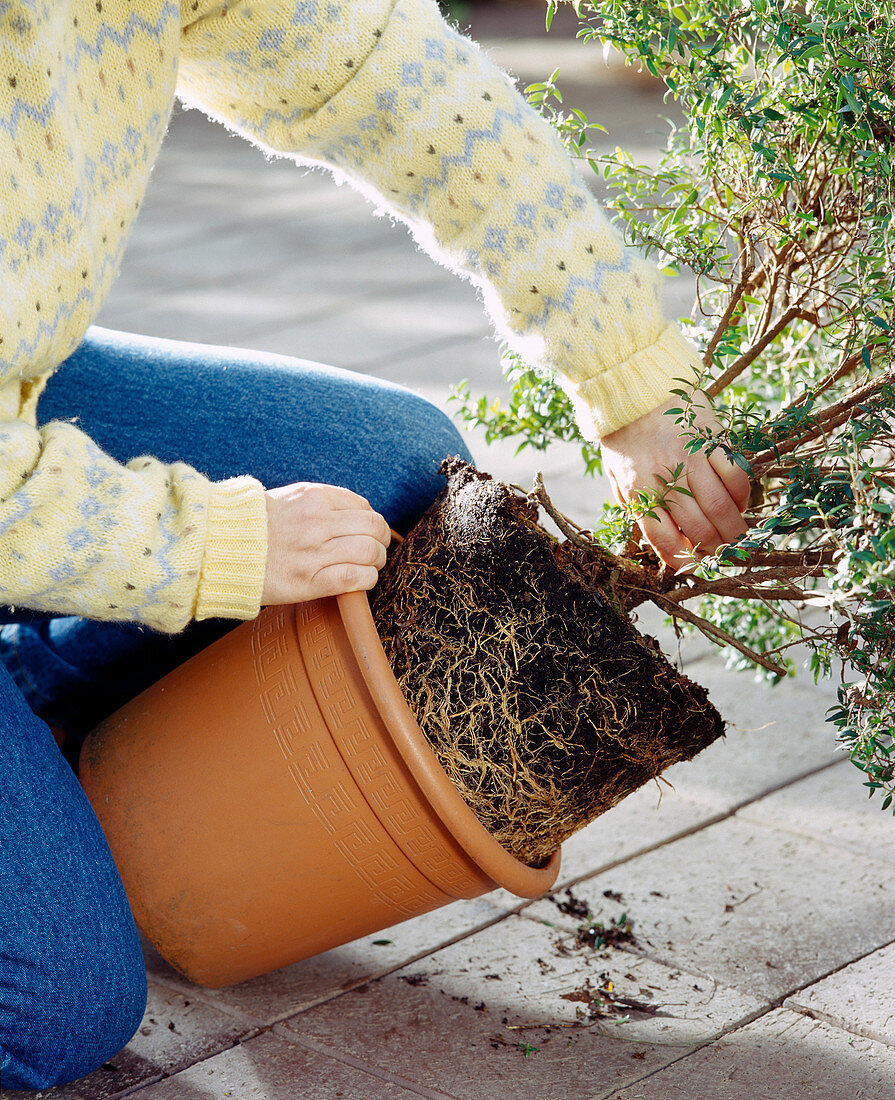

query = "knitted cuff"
194;476;268;621
566;324;703;442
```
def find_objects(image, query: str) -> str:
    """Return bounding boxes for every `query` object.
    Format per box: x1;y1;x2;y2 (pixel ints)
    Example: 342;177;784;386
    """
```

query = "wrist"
570;325;703;442
195;477;268;621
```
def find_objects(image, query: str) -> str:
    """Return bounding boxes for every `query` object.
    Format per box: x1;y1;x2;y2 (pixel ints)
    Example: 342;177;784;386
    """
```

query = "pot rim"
337;590;560;899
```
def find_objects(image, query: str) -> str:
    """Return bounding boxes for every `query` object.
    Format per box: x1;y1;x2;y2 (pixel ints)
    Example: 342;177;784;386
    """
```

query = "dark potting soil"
370;459;724;866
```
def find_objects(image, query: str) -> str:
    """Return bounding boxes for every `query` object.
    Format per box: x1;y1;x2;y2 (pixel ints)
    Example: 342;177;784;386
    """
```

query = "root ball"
370;460;723;866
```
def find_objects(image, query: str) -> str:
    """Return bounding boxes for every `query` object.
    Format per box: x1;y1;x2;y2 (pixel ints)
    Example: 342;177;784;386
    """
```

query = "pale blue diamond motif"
483;227;507;253
292;1;318;24
66;527;93;551
13;219;35;247
259;28;284;50
41;203;61;234
400;62;423;87
544;183;566;209
514;203;535;228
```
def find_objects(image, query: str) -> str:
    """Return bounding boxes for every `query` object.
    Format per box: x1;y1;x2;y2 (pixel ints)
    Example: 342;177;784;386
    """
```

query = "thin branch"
663;578;812;602
706;305;806;397
648;594;788;676
749;370;895;469
531;471;596;550
754;249;784;343
681;581;811;601
731;549;836;568
660;562;827;604
702;249;755;368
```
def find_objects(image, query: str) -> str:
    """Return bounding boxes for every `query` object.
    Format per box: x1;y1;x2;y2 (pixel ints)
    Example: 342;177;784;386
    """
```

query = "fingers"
683;461;749;548
314;483;379;512
262;482;392;605
305;529;387;598
708;447;752;512
299;486;391;549
632;461;749;567
314;533;389;574
324;506;392;548
638;506;691;568
606;468;624;507
600;390;753;570
310;562;382;598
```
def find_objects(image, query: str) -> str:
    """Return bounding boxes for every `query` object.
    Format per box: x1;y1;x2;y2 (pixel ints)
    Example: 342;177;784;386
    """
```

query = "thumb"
607;468;624;507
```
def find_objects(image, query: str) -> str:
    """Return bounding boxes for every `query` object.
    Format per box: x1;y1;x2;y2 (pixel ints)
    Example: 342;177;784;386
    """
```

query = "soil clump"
370;459;723;865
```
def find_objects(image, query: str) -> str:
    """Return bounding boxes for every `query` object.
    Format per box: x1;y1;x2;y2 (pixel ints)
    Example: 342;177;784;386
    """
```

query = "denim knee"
410;393;474;466
1;939;147;1090
384;391;475;530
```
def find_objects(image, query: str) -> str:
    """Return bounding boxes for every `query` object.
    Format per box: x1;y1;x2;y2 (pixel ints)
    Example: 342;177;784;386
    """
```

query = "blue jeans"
0;326;473;1090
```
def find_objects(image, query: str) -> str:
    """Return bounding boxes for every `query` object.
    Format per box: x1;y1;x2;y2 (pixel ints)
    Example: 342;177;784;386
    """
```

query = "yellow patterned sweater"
0;0;700;633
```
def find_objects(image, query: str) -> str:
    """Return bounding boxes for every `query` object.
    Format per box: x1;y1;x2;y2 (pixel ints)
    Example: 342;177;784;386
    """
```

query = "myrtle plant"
452;0;895;809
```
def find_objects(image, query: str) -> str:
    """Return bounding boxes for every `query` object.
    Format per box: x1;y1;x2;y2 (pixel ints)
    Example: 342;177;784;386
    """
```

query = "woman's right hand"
261;482;391;605
600;391;750;568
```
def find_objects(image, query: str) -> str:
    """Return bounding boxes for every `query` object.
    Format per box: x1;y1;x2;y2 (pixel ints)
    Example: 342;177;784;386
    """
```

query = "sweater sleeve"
178;0;700;440
0;398;267;632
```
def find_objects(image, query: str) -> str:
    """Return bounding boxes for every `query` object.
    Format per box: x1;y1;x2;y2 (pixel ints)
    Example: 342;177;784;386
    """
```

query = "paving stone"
228;282;489;371
110;227;396;304
241;229;455;300
485;786;720;915
142;163;363;231
98;285;338;346
609;1008;895;1100
116;211;392;292
657;660;840;810
126;1030;426;1100
736;760;895;865
480;36;643;89
784;941;895;1047
372;331;506;395
118;193;396;297
23;982;249;1100
101;268;485;363
101;239;458;338
121;112;363;243
143;896;515;1026
277;914;762;1099
523;816;895;1003
550;788;718;884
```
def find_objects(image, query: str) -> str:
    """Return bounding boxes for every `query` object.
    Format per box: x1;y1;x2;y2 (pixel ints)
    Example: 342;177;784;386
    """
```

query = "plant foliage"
452;0;895;809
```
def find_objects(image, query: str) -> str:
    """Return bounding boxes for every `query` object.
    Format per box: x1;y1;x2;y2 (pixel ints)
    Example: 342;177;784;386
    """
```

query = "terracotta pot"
80;592;560;987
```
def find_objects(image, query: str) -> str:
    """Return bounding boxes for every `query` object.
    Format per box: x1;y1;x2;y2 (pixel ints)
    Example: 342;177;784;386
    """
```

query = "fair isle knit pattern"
1;0;698;631
179;0;701;436
0;1;266;631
